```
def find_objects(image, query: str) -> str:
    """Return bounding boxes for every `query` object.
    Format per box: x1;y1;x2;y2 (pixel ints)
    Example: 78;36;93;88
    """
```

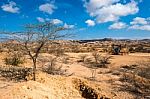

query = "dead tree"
1;22;71;81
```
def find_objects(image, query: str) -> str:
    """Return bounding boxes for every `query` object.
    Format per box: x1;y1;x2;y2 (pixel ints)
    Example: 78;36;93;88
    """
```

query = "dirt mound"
0;72;111;99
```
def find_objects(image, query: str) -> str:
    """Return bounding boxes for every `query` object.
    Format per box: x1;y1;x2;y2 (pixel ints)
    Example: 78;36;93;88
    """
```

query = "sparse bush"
4;51;24;66
0;66;33;81
61;56;70;64
4;57;23;66
78;54;87;63
137;67;150;79
92;51;101;64
38;56;50;67
55;46;65;57
129;47;135;53
46;57;57;73
48;44;65;56
120;72;150;97
119;61;150;98
91;52;112;68
42;57;67;75
136;61;150;79
99;56;112;68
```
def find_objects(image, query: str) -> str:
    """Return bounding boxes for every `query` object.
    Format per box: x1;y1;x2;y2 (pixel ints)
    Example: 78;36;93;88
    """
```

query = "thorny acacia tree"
2;22;71;81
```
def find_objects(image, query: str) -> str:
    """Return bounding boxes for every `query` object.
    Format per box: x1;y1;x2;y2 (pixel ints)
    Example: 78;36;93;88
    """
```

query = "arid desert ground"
0;44;150;99
0;0;150;99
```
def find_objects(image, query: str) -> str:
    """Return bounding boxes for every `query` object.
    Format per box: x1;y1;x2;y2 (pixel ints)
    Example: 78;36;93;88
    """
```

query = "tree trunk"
33;59;36;81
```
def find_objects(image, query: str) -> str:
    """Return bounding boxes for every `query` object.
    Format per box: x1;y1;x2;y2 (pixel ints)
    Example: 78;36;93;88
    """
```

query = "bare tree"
1;22;71;81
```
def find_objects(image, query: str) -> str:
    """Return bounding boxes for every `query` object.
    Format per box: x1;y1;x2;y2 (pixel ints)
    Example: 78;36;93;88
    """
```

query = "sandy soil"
0;52;149;99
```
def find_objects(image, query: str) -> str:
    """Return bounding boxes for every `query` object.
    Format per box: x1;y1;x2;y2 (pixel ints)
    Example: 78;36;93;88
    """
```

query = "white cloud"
36;17;73;28
85;19;95;26
84;0;119;15
39;3;56;14
130;17;148;25
1;1;20;13
129;17;150;31
37;17;45;22
51;19;63;24
84;0;139;23
64;23;74;29
109;22;127;29
36;17;63;24
129;25;150;31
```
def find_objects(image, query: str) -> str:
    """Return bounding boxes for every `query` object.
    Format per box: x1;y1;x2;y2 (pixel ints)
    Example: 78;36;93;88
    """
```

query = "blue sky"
0;0;150;39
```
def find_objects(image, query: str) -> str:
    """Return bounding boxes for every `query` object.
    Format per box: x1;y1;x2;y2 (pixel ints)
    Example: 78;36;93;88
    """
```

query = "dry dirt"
0;52;150;99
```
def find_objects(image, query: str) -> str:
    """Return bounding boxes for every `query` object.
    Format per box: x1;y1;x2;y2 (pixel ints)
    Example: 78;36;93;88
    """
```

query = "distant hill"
75;38;150;43
78;38;114;43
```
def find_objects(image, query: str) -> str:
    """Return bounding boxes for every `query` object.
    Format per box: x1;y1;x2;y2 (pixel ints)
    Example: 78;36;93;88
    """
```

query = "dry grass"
119;61;150;98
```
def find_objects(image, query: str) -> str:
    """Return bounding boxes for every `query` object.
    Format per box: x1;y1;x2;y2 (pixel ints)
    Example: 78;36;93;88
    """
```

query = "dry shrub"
119;61;150;98
4;51;24;66
0;66;32;81
55;47;65;57
91;52;112;68
99;56;112;68
48;45;65;56
71;45;80;53
137;67;150;79
42;57;67;75
92;51;101;64
61;56;70;64
78;54;87;63
120;72;150;97
136;60;150;79
80;52;112;80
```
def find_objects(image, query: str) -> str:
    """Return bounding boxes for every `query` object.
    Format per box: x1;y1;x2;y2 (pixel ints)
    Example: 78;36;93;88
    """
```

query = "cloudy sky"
0;0;150;39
